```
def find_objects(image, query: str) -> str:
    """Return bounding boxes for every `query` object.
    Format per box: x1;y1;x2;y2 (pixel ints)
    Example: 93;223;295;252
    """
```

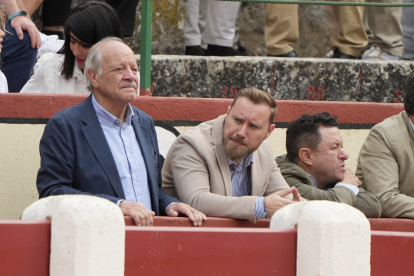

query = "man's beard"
223;136;252;162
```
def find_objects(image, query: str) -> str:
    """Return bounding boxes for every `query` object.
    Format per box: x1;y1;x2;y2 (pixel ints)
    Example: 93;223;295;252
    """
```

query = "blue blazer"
37;95;177;215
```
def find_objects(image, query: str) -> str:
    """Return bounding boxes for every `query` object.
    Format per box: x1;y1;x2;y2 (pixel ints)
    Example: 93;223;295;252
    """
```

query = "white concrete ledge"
22;195;125;276
271;201;370;276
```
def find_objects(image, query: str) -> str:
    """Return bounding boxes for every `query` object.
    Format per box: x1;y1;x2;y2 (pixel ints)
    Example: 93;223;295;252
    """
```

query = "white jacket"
0;70;8;93
20;53;89;94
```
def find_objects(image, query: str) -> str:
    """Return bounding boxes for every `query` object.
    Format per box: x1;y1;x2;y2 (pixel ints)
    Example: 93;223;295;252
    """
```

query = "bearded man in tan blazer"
356;70;414;219
162;88;303;223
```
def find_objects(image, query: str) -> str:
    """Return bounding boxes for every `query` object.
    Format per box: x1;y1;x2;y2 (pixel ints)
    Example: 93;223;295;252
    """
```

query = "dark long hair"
60;1;123;79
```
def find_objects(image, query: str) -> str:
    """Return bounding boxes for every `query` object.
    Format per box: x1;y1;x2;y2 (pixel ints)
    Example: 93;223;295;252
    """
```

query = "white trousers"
185;0;241;47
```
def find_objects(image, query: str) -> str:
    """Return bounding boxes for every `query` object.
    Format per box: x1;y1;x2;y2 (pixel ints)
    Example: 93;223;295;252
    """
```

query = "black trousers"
42;0;139;37
106;0;140;37
42;0;72;26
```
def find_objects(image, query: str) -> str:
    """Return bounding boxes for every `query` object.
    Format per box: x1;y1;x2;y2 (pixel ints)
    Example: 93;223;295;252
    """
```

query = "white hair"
84;36;125;92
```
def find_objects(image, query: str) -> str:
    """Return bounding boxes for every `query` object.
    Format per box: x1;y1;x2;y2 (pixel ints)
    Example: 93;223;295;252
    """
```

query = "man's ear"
86;69;99;89
264;123;275;140
298;148;313;166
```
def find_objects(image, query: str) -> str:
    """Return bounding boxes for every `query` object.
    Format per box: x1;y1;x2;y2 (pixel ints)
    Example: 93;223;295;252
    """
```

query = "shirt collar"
227;153;254;170
92;94;134;127
307;173;317;187
307;172;334;190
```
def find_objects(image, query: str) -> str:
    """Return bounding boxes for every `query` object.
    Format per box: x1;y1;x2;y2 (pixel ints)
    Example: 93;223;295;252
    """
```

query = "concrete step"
138;55;414;103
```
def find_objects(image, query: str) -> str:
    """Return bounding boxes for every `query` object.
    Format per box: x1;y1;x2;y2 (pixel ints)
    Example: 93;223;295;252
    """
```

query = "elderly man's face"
223;97;274;164
92;41;139;105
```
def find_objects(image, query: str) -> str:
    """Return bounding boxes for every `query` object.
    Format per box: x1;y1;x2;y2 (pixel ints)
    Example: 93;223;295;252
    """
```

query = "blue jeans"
1;21;38;92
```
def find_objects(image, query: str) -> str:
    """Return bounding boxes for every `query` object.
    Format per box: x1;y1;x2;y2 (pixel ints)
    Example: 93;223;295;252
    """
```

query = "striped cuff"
254;197;267;219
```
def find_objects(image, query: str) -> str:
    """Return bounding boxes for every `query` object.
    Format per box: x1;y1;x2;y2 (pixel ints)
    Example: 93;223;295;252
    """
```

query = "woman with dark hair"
21;1;122;93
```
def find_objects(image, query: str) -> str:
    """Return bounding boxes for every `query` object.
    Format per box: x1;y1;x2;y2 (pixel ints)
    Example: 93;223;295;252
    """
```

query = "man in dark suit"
37;37;206;226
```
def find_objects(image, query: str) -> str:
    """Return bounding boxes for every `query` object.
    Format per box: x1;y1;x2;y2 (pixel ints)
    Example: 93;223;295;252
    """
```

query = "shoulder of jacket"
38;52;64;65
372;112;406;136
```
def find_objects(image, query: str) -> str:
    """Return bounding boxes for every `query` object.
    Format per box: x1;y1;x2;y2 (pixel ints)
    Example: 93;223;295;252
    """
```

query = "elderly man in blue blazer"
37;37;206;226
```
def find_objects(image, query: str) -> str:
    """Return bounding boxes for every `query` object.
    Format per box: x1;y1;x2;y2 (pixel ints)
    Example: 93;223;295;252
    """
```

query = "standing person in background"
185;0;243;56
1;0;40;92
362;0;404;61
106;0;139;37
21;1;122;94
265;0;368;58
401;0;414;60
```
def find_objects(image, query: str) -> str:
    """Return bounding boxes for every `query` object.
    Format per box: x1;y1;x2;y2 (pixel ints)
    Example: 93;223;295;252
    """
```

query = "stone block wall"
146;55;413;102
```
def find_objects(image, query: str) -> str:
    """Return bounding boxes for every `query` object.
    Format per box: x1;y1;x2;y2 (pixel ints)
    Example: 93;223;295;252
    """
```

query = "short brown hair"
230;87;277;124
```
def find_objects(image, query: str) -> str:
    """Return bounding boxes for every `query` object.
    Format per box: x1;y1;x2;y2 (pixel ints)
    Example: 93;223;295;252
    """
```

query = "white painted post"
271;201;370;276
21;195;125;276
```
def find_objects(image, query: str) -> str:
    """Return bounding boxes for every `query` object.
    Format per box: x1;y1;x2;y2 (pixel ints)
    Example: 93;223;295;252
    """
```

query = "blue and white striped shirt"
228;154;267;219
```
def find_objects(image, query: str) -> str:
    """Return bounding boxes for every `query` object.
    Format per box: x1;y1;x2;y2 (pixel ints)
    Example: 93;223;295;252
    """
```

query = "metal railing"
139;0;414;95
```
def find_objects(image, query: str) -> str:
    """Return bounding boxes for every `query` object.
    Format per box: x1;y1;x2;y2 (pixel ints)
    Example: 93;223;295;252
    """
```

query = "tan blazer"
162;115;291;222
356;111;414;218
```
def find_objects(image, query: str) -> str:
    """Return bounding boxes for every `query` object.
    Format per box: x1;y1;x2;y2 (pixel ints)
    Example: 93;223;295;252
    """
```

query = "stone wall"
146;55;413;102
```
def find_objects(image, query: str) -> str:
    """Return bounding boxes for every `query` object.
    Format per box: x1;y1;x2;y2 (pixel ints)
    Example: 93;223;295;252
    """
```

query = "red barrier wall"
371;231;414;276
125;227;297;275
0;221;50;276
2;218;414;276
0;93;404;124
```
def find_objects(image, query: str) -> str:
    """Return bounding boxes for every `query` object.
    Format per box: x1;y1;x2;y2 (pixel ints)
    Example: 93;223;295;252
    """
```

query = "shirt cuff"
254;197;267;219
165;202;179;213
335;183;359;195
116;199;124;206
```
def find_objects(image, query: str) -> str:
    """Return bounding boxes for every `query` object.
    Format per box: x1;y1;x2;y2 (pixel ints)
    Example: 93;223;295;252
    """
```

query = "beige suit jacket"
356;111;414;218
162;115;291;222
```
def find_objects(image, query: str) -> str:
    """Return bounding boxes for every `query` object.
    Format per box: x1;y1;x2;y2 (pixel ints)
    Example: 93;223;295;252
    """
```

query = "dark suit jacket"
37;95;177;215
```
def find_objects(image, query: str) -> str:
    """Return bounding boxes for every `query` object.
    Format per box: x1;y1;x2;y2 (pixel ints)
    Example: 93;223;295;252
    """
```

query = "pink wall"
0;93;404;124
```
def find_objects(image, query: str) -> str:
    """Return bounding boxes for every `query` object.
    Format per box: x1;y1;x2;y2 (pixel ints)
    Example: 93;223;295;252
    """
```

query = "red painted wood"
371;231;414;276
126;216;414;233
125;227;297;275
0;94;404;124
369;218;414;232
0;220;50;276
125;216;271;228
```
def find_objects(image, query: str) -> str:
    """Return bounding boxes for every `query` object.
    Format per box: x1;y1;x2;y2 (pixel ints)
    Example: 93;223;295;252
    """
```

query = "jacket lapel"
80;95;126;199
402;112;414;154
212;115;233;196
